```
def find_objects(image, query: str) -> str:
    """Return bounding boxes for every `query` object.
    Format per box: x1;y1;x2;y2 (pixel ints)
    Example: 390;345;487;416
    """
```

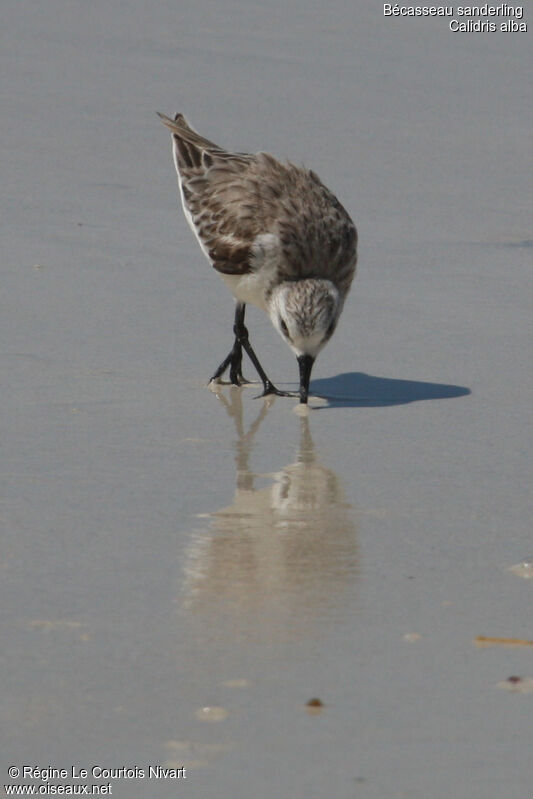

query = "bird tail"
157;112;223;153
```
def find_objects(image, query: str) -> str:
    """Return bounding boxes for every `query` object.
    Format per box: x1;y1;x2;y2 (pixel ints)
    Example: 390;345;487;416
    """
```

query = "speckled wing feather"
158;113;357;291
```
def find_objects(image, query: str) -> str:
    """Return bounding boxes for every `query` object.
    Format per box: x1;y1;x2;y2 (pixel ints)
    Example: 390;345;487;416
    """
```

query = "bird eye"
279;318;289;337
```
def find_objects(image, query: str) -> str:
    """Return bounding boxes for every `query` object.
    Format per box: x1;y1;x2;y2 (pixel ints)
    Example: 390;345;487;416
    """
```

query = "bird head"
269;279;341;403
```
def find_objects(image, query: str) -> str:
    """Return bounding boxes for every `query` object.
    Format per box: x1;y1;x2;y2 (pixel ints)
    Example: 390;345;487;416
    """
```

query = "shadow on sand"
311;372;471;408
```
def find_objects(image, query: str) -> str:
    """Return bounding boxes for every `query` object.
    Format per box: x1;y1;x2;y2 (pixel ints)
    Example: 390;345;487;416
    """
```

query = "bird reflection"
180;390;358;644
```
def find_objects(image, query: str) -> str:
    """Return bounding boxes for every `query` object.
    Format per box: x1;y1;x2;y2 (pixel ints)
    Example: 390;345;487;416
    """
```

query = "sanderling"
158;112;357;404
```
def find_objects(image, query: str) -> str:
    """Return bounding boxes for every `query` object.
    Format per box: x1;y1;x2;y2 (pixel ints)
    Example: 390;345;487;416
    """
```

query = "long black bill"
297;354;315;404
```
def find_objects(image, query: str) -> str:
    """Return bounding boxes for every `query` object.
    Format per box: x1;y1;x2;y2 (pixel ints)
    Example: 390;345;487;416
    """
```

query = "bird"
158;111;357;404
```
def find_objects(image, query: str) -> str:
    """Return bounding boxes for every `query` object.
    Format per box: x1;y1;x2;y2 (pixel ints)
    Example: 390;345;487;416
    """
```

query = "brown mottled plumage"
158;112;357;404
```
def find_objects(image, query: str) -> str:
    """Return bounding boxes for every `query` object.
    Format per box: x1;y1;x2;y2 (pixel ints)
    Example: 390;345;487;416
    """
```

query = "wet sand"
1;2;532;797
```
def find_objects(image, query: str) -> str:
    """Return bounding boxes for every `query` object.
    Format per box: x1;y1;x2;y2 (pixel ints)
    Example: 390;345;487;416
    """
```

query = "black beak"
297;354;315;404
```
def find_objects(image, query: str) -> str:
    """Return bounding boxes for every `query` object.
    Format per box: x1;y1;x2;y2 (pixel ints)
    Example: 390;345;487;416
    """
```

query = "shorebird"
158;112;357;404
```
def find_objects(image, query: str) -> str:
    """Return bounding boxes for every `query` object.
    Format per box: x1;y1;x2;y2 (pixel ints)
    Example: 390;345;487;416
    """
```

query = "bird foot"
230;373;253;386
254;381;299;400
209;373;253;387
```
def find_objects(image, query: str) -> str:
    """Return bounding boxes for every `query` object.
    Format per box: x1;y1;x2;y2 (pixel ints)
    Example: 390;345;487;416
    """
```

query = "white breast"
220;233;281;311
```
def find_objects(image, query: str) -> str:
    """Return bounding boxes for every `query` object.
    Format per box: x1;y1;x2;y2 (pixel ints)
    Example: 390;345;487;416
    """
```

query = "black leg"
209;304;248;386
210;303;296;398
232;305;296;399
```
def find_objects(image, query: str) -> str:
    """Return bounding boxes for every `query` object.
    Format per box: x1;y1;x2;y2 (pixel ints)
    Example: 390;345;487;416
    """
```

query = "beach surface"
1;2;532;797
